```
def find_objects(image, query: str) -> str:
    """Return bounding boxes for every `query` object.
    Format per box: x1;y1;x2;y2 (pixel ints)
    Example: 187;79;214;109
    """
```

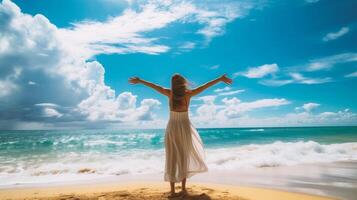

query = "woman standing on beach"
129;74;232;197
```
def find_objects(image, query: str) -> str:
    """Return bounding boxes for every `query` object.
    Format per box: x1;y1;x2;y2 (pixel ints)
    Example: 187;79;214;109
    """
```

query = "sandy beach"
0;181;336;200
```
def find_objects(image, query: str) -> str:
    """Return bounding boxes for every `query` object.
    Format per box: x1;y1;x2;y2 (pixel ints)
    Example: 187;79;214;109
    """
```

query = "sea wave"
206;141;357;169
0;141;356;186
245;129;265;132
0;133;163;152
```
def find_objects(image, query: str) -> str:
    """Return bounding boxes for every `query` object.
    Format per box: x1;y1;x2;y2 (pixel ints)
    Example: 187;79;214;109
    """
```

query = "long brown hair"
171;74;187;109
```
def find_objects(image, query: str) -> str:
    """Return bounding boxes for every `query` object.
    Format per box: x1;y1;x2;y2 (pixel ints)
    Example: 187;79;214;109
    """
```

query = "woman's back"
169;90;190;112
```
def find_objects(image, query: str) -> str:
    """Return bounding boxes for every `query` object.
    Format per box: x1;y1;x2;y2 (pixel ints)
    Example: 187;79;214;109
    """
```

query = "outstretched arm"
189;74;232;97
129;77;170;96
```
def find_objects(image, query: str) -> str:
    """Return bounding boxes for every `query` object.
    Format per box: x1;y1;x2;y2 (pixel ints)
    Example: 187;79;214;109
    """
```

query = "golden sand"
0;182;336;200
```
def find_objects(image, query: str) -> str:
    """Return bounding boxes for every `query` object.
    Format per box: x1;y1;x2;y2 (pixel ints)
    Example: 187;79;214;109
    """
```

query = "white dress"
164;111;208;182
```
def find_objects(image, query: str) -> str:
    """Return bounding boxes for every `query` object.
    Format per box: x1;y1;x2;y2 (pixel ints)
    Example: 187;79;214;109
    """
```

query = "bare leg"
181;178;186;191
169;182;175;196
179;178;187;196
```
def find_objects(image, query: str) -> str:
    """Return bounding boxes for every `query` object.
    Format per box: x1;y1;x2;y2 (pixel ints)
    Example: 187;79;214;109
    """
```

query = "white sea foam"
206;141;357;169
84;139;126;146
245;129;265;132
1;141;357;186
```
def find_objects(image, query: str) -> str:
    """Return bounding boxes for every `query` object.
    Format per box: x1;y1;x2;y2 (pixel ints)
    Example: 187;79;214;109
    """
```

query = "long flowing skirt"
164;111;208;182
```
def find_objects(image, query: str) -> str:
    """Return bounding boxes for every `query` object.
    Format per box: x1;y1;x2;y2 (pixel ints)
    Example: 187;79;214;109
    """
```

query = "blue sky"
0;0;356;129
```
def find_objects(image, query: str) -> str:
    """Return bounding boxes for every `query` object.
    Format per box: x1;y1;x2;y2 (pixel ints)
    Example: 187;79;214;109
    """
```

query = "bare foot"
178;189;188;196
168;192;181;198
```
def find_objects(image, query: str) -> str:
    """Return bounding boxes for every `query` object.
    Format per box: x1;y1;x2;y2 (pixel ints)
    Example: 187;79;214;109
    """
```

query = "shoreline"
1;161;356;199
0;181;336;200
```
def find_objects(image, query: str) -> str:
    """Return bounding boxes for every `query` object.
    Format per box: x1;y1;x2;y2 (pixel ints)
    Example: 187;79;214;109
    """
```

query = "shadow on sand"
168;193;212;200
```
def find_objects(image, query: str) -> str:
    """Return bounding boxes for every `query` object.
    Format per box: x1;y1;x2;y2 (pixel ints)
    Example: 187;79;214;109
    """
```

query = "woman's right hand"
220;74;232;84
129;77;141;84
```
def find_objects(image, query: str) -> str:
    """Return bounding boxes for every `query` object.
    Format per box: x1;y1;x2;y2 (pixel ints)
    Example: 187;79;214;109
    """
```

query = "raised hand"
128;77;170;96
129;77;141;84
220;74;232;84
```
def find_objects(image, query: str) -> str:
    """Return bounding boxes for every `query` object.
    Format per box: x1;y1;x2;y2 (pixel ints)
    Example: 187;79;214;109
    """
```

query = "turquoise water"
2;127;357;153
0;127;357;186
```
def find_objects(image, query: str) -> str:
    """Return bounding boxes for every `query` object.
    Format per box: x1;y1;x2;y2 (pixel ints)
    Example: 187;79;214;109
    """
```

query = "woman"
129;74;232;197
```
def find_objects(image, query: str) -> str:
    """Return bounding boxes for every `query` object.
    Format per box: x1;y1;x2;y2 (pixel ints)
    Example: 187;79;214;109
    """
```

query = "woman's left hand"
129;77;141;84
220;74;232;84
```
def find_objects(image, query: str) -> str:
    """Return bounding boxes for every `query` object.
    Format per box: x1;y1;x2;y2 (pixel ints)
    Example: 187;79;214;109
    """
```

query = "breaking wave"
1;140;356;186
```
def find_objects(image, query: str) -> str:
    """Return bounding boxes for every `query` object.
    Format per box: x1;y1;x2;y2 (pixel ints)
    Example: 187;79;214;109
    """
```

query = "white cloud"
193;0;254;42
0;79;17;98
194;95;217;103
260;73;332;86
305;52;357;71
193;95;219;122
0;0;253;128
58;2;178;57
192;96;290;125
0;0;162;129
35;103;59;107
58;0;259;58
43;107;63;118
192;100;357;127
228;98;290;113
210;65;220;70
258;52;357;87
179;42;196;51
213;86;244;96
345;71;357;78
1;0;355;129
218;89;245;96
0;0;261;128
34;102;63;118
0;67;21;97
284;108;356;126
236;63;279;78
322;27;349;42
296;103;320;112
259;79;294;87
214;86;231;93
289;73;332;84
78;92;161;122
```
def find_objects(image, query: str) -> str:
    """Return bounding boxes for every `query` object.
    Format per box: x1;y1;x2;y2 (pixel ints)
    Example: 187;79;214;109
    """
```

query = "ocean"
1;126;357;191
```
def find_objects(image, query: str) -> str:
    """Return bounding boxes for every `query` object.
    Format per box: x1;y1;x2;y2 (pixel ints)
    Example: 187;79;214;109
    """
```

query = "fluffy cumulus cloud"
191;99;357;127
0;0;162;129
78;92;160;122
1;0;356;129
0;0;266;129
282;108;357;126
191;95;290;126
248;108;357;127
